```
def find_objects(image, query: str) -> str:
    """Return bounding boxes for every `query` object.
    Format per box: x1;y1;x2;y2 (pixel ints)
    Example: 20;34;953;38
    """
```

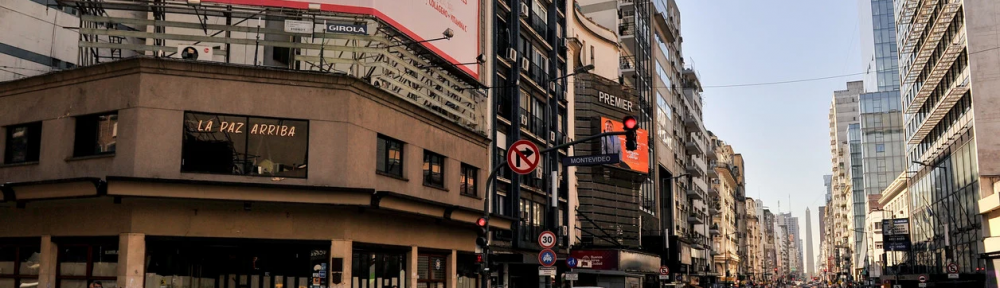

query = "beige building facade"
0;59;496;288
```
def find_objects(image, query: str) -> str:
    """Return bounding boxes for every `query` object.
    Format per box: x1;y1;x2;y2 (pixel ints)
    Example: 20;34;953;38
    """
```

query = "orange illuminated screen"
599;117;649;174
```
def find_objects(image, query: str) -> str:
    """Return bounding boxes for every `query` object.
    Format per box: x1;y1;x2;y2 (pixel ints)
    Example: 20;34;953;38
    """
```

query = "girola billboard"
206;0;480;78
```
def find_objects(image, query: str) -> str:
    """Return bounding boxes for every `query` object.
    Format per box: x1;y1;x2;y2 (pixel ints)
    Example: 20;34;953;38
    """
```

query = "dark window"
876;144;885;152
73;112;117;157
4;122;42;164
181;112;308;178
460;164;478;197
56;241;118;288
416;254;446;288
423;151;445;188
351;249;407;288
377;135;404;177
0;243;41;288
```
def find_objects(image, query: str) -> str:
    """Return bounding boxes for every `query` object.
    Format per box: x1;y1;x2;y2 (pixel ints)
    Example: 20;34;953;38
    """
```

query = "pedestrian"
89;281;103;288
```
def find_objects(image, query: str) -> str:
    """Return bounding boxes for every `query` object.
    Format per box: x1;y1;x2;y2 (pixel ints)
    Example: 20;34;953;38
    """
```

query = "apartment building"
710;137;740;285
892;0;1000;286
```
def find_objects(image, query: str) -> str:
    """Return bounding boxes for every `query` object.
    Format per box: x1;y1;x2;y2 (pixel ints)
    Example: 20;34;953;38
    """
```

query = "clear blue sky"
675;0;865;269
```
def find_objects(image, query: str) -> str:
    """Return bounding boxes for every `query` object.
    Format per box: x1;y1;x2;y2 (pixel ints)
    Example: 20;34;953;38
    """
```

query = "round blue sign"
566;257;578;268
539;249;557;267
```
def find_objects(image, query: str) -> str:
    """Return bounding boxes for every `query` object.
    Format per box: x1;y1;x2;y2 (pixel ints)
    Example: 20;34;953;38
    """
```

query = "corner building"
0;59;495;288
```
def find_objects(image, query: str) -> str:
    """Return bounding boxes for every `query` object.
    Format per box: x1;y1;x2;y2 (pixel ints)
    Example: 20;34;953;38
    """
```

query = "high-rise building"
855;0;907;277
893;0;1000;285
806;208;815;278
710;136;742;285
828;81;863;278
0;0;81;81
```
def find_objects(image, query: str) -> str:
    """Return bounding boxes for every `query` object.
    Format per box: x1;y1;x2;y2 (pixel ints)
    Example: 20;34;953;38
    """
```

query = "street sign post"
538;231;556;249
539;249;557;267
565;273;578;281
948;263;959;279
507;140;540;175
566;257;578;268
659;266;670;280
561;154;620;166
539;267;556;276
918;275;926;283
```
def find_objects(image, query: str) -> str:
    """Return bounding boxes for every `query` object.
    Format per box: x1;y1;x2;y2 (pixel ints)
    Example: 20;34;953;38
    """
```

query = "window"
876;144;885;152
377;135;404;177
0;243;41;288
423;150;445;188
417;255;446;288
73;112;118;157
182;112;308;178
460;164;478;197
4;122;42;164
57;242;118;288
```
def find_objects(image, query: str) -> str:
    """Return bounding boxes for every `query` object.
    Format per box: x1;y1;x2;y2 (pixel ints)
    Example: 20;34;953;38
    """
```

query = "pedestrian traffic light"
476;217;489;247
622;116;638;151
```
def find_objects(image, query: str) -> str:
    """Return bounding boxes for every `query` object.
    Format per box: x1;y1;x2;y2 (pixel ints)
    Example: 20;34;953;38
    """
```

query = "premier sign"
598;91;634;112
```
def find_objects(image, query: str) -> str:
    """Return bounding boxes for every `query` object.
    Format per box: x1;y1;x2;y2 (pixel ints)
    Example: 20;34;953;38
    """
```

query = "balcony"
707;186;718;197
518;108;546;138
686;163;705;177
689;210;705;224
902;1;959;89
528;13;549;40
899;0;939;56
685;139;705;156
527;61;549;88
687;186;704;200
619;17;636;38
710;224;720;236
620;56;635;72
683;115;699;129
706;163;718;178
906;28;966;114
909;67;970;145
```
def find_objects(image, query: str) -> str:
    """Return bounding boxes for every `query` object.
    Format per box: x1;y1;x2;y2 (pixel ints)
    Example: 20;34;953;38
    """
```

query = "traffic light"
622;116;638;151
476;217;489;247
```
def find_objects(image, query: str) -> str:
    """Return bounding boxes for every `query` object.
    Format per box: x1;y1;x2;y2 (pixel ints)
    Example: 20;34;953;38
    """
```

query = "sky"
675;0;866;271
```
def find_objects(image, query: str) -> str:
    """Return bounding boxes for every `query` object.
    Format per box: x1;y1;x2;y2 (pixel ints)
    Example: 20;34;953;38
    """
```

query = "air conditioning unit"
175;44;213;61
549;131;556;142
521;58;530;71
507;48;517;60
520;3;529;18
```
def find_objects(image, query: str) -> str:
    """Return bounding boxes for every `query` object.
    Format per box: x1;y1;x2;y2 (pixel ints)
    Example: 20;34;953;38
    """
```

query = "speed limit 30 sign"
538;231;556;249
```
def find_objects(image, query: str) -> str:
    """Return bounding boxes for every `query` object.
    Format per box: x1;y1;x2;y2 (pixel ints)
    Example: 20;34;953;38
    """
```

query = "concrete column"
117;233;145;288
447;251;456;288
38;236;58;288
407;246;418;288
330;240;352;288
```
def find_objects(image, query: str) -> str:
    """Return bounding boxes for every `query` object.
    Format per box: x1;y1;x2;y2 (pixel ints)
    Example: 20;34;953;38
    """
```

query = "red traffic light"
477;217;487;227
476;254;484;263
623;116;637;130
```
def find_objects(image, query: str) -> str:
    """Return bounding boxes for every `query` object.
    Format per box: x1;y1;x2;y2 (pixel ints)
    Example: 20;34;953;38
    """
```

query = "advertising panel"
599;117;649;174
882;218;912;251
203;0;480;77
570;250;619;270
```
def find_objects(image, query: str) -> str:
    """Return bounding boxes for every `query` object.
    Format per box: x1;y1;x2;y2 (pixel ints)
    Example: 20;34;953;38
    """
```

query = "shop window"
145;238;324;288
351;250;406;288
0;243;41;288
423;151;445;188
460;164;478;197
416;255;445;288
73;112;117;157
57;242;118;288
377;135;404;178
181;112;308;178
3;122;42;164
